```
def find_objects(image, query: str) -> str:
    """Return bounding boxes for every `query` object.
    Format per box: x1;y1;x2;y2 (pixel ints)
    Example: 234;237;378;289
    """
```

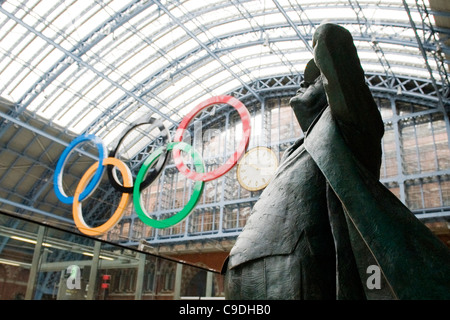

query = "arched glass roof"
0;0;449;228
0;0;449;149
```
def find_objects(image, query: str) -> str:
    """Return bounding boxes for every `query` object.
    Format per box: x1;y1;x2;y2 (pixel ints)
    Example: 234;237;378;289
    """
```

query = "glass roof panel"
211;78;245;97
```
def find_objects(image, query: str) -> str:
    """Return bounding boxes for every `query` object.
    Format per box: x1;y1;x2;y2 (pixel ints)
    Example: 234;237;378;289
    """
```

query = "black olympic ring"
106;117;171;193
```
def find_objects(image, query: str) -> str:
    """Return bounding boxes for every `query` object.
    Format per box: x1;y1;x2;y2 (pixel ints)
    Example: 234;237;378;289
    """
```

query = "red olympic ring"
173;95;251;181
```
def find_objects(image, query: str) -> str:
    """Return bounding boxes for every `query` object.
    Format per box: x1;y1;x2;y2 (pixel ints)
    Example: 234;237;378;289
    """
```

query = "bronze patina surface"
223;23;450;300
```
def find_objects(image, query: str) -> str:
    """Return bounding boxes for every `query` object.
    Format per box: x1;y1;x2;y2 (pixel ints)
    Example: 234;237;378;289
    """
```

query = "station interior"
0;0;449;300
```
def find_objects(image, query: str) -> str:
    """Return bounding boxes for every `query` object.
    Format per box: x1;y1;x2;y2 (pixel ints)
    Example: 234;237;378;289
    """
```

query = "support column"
391;97;407;204
173;263;183;300
205;271;213;298
135;252;146;300
86;241;101;300
25;225;45;300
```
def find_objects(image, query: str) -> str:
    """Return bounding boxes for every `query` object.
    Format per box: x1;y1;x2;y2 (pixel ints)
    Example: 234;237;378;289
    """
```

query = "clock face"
237;147;279;191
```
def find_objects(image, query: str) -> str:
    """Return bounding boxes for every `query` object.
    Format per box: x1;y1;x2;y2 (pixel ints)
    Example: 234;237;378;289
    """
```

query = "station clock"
236;146;279;191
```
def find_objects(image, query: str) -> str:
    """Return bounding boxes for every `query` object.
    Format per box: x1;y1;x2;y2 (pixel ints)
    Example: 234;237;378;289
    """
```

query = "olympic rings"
133;142;204;229
53;95;251;236
173;95;251;181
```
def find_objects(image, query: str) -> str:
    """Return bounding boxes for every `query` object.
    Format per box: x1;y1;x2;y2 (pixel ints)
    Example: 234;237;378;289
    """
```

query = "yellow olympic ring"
72;157;133;236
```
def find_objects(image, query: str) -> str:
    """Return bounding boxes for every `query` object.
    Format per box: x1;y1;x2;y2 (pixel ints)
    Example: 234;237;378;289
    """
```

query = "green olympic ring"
133;141;205;229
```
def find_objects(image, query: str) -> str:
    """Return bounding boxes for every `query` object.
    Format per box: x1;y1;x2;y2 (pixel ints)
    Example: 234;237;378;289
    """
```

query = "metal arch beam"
82;23;217;135
241;73;447;106
37;3;188;132
132;51;303;126
46;21;179;133
0;0;80;100
212;39;435;79
347;0;397;83
0;1;177;132
403;0;450;150
0;110;96;159
228;0;301;76
153;0;263;104
410;0;450;90
0;197;73;224
202;71;444;125
40;65;109;130
272;0;313;53
83;5;263;135
80;50;209;136
2;0;152;112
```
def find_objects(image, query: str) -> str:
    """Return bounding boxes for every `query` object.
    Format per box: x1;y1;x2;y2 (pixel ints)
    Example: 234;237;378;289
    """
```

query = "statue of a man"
223;23;450;300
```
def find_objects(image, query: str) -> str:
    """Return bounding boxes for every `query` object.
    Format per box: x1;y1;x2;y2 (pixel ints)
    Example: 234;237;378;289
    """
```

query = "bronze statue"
223;23;450;300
